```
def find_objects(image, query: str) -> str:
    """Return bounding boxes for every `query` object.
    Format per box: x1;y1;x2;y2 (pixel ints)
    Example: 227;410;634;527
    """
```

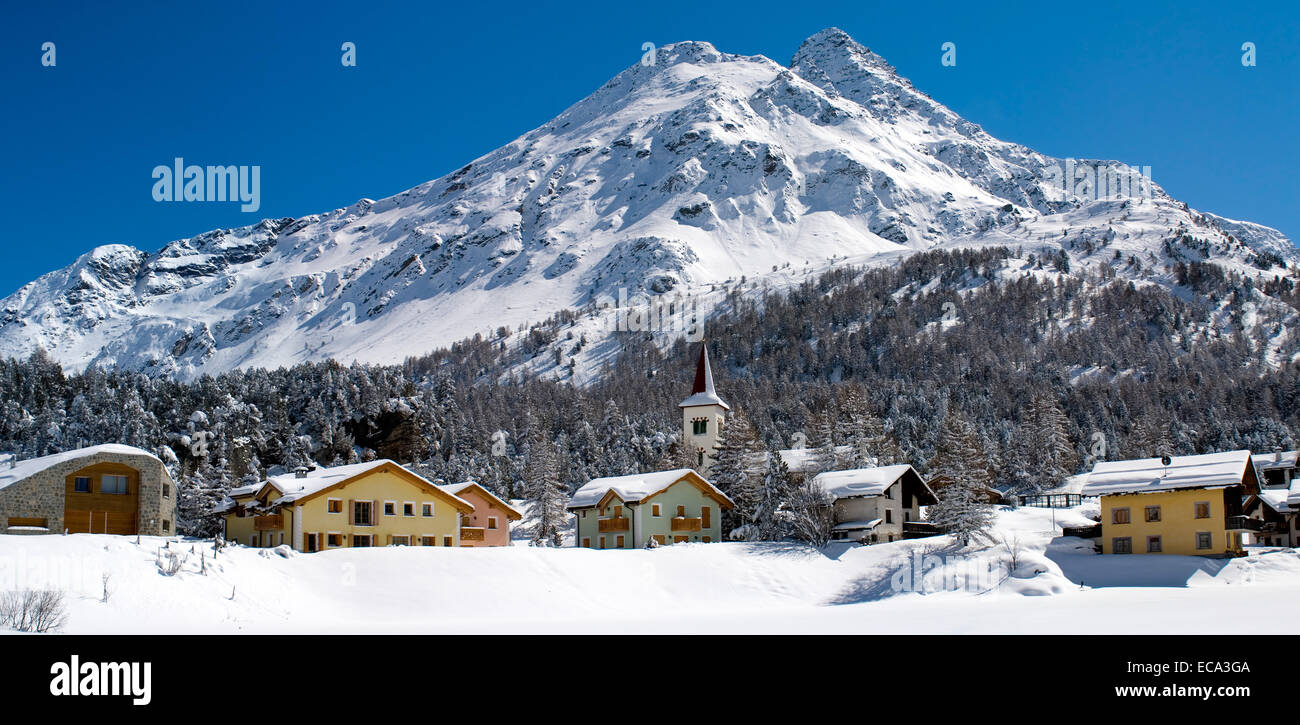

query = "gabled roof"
568;468;734;510
811;464;938;505
679;346;729;410
256;460;473;513
0;444;162;493
1080;450;1257;497
438;481;523;520
1254;450;1299;472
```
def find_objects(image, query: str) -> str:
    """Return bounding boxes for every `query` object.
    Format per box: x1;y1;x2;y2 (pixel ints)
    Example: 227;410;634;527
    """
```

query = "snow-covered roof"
1254;451;1298;472
832;519;882;531
568;468;733;510
1080;450;1254;497
438;481;524;519
261;460;471;511
811;464;918;499
1258;488;1293;514
0;444;162;492
776;446;854;473
1041;474;1091;496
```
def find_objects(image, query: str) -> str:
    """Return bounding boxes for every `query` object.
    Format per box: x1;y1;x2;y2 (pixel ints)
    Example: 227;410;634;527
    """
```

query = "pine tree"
926;411;996;546
527;428;567;547
709;411;762;536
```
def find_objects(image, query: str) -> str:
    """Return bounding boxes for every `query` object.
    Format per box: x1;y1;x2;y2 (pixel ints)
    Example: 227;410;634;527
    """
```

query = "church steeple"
680;343;728;472
679;344;729;411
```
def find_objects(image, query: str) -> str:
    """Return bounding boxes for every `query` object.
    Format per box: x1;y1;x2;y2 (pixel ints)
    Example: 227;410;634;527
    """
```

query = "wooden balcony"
460;527;485;542
1226;516;1261;532
253;514;283;531
598;518;629;532
670;517;702;532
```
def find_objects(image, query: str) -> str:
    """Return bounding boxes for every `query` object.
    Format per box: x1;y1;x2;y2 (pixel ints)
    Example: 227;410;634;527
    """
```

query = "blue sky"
1;0;1296;296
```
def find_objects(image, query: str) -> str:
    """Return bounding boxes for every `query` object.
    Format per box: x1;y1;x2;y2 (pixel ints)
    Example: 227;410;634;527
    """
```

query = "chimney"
1277;450;1283;463
294;466;309;479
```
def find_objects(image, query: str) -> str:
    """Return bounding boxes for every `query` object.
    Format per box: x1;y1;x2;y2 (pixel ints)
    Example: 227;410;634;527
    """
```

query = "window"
353;501;373;526
102;475;129;495
162;483;170;498
1112;507;1131;525
383;501;397;516
1144;505;1161;523
403;502;415;517
614;505;623;518
885;510;893;524
163;520;171;533
599;536;606;549
652;504;661;517
702;506;711;527
442;536;453;547
327;533;342;547
692;419;707;435
703;536;711;543
391;535;410;546
1147;536;1162;553
421;536;436;546
306;534;318;552
327;499;343;514
352;535;372;547
488;517;498;530
1112;537;1132;554
73;476;90;493
885;487;893;500
422;503;434;517
582;537;591;548
676;505;685;517
1194;501;1211;519
1196;532;1213;550
616;535;625;548
697;450;704;466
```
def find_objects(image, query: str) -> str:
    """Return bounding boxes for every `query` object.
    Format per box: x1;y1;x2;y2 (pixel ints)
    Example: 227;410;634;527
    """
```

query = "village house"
568;468;734;549
1244;450;1299;547
0;444;176;536
436;480;523;546
217;460;475;551
812;465;939;543
1080;450;1260;557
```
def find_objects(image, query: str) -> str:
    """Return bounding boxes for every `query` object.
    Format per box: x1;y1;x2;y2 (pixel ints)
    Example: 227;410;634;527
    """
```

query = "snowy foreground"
2;506;1299;635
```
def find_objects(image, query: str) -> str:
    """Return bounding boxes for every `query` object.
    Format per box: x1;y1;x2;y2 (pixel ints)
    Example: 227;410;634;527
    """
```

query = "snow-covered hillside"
0;28;1294;379
5;506;1300;634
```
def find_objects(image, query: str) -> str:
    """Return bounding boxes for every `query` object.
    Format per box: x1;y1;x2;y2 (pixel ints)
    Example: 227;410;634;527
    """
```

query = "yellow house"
1080;450;1260;557
217;460;475;552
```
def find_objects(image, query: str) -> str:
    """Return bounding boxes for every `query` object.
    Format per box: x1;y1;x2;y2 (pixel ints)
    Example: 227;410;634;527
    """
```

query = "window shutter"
372;500;379;526
349;499;356;525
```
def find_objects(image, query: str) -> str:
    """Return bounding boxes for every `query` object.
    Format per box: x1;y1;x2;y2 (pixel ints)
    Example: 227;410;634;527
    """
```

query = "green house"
568;468;734;549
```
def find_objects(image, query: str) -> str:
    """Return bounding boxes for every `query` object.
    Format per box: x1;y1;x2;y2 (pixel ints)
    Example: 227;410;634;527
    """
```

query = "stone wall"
0;451;177;536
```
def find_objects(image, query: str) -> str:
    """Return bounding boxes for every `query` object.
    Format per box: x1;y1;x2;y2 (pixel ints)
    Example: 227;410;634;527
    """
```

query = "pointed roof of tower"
679;344;730;410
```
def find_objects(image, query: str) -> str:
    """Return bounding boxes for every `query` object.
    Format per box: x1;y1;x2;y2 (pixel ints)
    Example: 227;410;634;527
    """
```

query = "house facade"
0;444;176;536
1080;450;1259;557
218;460;475;551
812;465;939;543
437;481;522;546
1246;450;1299;546
568;469;734;549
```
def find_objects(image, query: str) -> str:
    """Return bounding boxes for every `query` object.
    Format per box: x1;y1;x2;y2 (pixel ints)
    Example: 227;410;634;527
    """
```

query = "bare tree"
0;590;69;633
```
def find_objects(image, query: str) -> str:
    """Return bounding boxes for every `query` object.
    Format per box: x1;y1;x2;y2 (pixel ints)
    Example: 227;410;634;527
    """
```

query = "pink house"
438;481;523;546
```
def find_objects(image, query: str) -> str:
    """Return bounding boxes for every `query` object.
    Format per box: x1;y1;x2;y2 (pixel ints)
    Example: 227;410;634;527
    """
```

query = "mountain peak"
792;27;897;83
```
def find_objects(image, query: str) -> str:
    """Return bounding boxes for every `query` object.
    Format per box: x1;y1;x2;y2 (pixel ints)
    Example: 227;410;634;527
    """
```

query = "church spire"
679;344;729;410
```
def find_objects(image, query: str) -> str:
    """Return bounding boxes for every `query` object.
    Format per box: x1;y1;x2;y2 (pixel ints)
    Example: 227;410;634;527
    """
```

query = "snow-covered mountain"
1;28;1295;378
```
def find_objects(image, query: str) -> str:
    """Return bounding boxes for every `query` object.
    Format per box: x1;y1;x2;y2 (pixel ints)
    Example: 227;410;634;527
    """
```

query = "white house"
812;464;939;544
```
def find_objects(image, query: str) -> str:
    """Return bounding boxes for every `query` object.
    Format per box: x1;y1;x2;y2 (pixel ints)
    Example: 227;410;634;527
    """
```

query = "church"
566;344;734;548
678;344;729;472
